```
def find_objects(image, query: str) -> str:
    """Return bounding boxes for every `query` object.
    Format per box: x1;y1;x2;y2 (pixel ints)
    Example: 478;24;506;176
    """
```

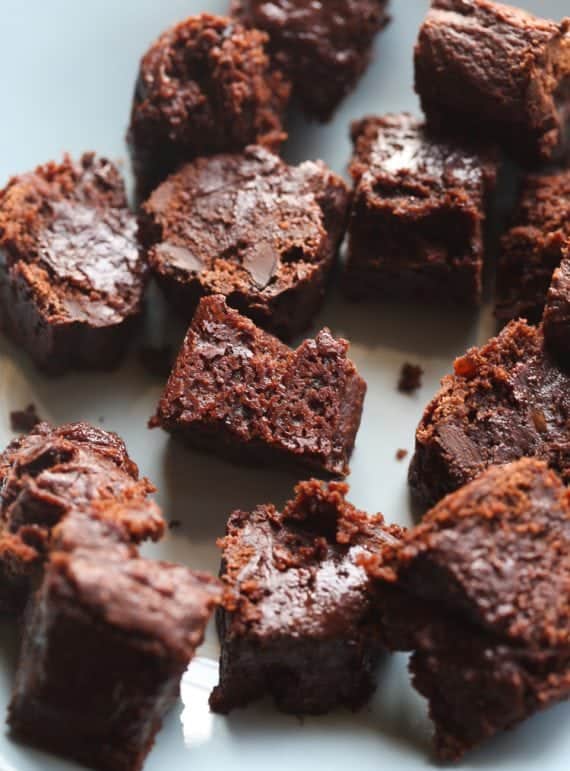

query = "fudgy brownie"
139;145;350;339
0;421;163;615
409;320;570;511
210;479;403;714
344;114;498;305
128;13;290;199
231;0;389;121
366;459;570;760
151;296;366;477
544;246;570;363
9;506;221;771
0;153;146;374
495;170;570;325
415;0;570;163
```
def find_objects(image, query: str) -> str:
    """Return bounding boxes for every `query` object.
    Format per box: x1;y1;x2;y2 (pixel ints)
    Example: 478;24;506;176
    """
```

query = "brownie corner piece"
370;458;570;760
415;0;570;163
151;295;366;478
344;112;498;305
139;145;350;341
0;153;146;374
210;478;403;715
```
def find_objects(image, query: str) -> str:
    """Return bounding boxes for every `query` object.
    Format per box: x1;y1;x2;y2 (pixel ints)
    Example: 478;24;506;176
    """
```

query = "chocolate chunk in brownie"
8;505;221;771
0;421;164;615
150;296;366;478
495;170;570;325
128;13;290;200
0;153;146;375
9;404;42;434
415;0;570;163
139;145;350;340
409;320;570;511
231;0;389;121
398;363;423;394
544;246;570;364
210;479;403;715
344;114;498;305
366;459;570;760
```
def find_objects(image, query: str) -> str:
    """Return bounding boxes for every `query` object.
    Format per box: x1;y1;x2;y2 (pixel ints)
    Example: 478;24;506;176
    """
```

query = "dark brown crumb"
10;404;42;433
398;363;423;394
168;519;182;530
396;449;408;461
139;345;174;379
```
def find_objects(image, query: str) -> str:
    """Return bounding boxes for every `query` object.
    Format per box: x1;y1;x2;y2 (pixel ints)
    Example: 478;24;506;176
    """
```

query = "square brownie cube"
151;295;366;477
8;509;221;771
366;459;570;760
210;479;403;714
344;114;498;305
139;145;350;341
415;0;570;163
495;170;570;325
231;0;390;121
0;154;147;374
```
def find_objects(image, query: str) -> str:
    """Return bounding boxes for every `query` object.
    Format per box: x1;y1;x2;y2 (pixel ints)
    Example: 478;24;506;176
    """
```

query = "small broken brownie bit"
415;0;570;163
231;0;390;121
409;320;570;511
9;404;42;433
0;421;163;615
345;114;498;305
210;479;403;715
398;362;423;394
151;296;366;478
128;13;290;199
139;145;349;340
9;507;221;771
0;153;146;374
496;170;570;325
543;246;570;364
366;459;570;760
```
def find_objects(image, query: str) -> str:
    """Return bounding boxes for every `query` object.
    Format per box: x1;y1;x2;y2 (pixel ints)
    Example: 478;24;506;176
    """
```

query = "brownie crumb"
139;345;174;378
396;449;408;461
398;363;423;394
10;405;42;433
168;519;182;530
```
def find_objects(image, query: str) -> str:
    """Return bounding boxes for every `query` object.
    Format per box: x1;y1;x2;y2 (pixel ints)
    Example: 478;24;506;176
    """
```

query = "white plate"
0;1;568;769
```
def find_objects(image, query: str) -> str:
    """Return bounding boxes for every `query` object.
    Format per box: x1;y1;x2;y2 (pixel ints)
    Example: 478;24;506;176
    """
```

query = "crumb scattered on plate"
10;404;42;433
398;363;423;394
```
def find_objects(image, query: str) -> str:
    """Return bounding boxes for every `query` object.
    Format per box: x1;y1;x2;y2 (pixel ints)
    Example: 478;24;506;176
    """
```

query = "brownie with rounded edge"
409;320;570;511
210;479;403;714
544;245;570;363
231;0;389;121
0;153;146;374
150;295;366;477
8;506;221;771
495;170;570;325
345;114;498;305
0;421;164;615
128;13;290;200
139;145;350;340
415;0;570;163
366;459;570;760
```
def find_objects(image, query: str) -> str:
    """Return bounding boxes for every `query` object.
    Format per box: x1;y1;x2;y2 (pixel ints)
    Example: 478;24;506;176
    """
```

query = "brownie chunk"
366;459;570;760
151;296;366;477
0;154;146;374
9;507;221;771
231;0;389;121
544;247;570;363
0;422;163;615
128;13;290;200
345;114;498;305
496;170;570;325
210;479;403;714
415;0;570;163
409;320;570;511
140;145;350;340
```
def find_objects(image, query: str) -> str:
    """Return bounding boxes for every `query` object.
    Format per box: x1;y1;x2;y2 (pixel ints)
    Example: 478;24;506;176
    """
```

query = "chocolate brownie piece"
544;246;570;364
495;170;570;325
231;0;389;121
140;145;350;339
366;459;570;760
0;153;146;374
415;0;570;163
9;507;221;771
128;13;290;200
0;422;163;615
210;479;403;714
409;320;570;511
345;114;497;305
151;296;366;477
